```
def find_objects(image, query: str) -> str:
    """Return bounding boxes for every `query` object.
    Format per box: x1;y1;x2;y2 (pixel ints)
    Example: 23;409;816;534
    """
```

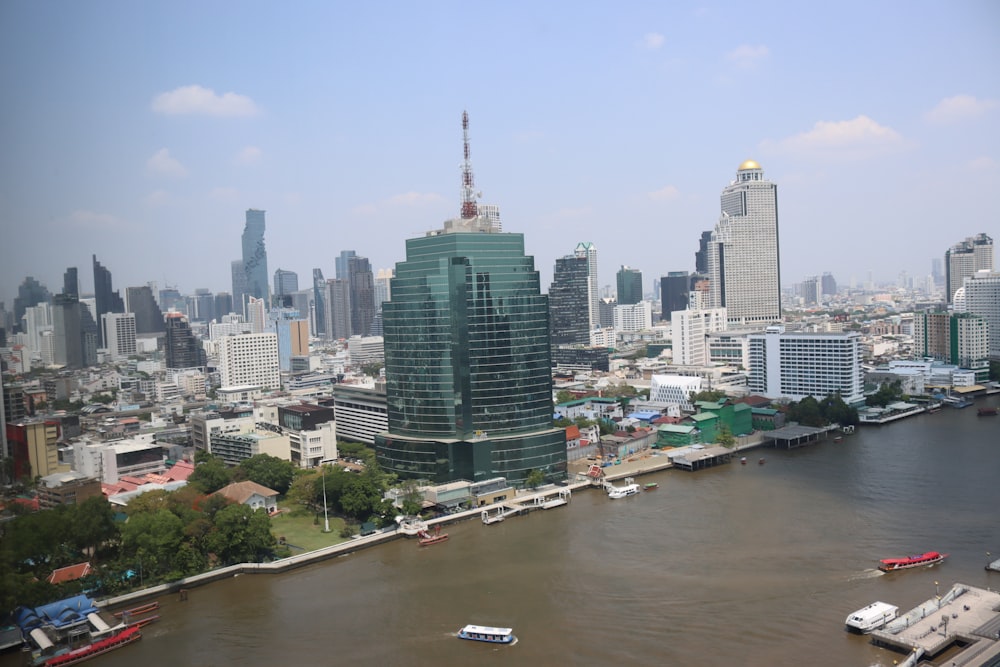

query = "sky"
1;1;999;308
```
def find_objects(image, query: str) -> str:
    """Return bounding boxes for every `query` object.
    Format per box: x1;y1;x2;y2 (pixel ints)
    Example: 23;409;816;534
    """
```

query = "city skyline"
1;2;998;306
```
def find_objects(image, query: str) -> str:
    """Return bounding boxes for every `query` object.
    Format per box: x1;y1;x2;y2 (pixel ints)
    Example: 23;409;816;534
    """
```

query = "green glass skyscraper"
375;218;567;484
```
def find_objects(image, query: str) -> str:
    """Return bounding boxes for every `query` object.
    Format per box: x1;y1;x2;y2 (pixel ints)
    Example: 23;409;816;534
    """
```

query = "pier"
869;583;1000;666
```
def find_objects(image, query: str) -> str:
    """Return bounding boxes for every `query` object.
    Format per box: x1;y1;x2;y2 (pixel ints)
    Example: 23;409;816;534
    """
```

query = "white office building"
957;270;1000;360
671;308;727;366
574;242;600;329
649;374;704;412
218;333;280;390
945;233;993;304
613;302;652;334
706;160;781;326
748;326;864;405
101;312;137;360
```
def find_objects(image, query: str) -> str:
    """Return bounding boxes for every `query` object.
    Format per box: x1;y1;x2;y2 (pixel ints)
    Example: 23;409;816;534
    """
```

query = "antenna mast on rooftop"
460;110;479;220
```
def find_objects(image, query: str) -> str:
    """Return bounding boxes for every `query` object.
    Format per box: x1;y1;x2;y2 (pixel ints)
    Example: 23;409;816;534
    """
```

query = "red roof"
166;460;195;481
565;425;581;440
47;562;92;585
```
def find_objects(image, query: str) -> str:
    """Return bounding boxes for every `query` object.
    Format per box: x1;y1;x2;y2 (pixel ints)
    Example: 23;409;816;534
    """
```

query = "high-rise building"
312;269;327;338
92;255;124;347
164;312;205;369
218;332;280;390
477;203;502;232
748;325;863;405
241;209;269;307
191;289;215;322
101;312;137;360
335;250;357;280
548;254;592;346
660;272;690;321
347;255;376;336
694;230;712;275
274;269;298;296
821;273;838;297
231;260;247;315
800;276;820;305
671;308;728;366
912;311;989;381
125;286;166;335
246;296;267;334
13;276;51;328
957;271;1000;360
324;279;352;341
574;242;599;329
707;160;781;326
270;309;309;371
945;233;993;304
214;292;234;319
613;301;652;333
616;266;643;305
376;217;566;485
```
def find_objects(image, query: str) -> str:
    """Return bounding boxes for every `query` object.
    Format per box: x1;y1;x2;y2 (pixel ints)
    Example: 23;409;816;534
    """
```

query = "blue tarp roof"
15;595;99;632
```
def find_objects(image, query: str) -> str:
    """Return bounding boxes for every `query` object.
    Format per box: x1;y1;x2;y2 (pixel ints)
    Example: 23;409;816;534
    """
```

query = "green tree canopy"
189;456;233;494
235;454;295;494
524;469;545;489
206;504;276;565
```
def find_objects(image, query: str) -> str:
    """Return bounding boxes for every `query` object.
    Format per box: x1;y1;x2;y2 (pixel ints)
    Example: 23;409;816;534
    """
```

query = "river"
9;399;1000;666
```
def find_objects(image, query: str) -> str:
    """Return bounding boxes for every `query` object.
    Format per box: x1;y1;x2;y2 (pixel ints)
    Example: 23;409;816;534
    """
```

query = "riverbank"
97;436;775;610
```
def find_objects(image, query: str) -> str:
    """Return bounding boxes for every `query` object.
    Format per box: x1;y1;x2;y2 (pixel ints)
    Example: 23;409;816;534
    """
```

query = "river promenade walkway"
99;434;778;610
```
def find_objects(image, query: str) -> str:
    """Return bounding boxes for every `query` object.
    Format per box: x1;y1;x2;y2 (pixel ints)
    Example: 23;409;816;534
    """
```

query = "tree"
120;509;185;579
716;425;735;448
70;496;118;557
690;390;727;403
867;381;903;408
788;396;824;427
555;390;574;405
235;454;295;494
207;504;276;565
525;469;545;489
189;456;233;494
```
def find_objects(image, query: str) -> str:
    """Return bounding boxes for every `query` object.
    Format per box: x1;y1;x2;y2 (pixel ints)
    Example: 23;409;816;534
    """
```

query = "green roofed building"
375;217;567;484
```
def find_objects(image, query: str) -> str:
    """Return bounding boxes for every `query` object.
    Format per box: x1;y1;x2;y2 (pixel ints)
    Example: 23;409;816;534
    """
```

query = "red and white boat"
417;526;449;546
878;551;947;572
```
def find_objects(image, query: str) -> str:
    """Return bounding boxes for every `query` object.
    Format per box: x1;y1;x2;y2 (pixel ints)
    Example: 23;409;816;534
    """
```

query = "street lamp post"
322;468;330;533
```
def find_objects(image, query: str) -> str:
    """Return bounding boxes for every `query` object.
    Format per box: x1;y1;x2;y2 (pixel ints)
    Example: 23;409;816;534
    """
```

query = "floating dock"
869;583;1000;666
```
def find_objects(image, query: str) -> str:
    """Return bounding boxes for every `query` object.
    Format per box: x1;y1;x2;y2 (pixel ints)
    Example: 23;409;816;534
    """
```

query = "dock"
987;557;1000;573
869;583;1000;666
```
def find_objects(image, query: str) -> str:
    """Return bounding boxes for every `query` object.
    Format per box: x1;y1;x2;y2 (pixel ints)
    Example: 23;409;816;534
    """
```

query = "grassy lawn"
270;505;351;553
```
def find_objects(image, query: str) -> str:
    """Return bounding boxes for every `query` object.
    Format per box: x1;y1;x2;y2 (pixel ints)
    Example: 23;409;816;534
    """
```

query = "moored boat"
42;626;142;667
844;601;898;633
977;407;998;416
606;479;640;499
457;624;515;644
643;482;658;491
417;526;449;546
878;551;947;572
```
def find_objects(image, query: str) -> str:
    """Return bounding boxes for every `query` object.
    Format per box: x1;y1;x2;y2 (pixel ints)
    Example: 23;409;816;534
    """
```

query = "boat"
40;626;142;667
951;399;972;409
740;457;747;465
877;551;947;572
606;478;640;499
844;601;898;633
113;601;159;618
833;436;843;443
758;458;766;465
417;526;449;546
643;482;658;491
977;407;998;416
457;624;515;644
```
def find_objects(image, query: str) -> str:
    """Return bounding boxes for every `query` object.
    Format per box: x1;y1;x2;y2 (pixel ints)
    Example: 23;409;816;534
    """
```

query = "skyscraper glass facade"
376;223;566;484
241;209;268;303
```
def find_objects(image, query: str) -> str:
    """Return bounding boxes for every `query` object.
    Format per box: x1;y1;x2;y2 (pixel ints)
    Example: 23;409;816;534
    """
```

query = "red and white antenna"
460;110;479;219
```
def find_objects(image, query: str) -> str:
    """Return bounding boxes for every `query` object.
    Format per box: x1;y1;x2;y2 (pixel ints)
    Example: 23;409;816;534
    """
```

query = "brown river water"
6;398;1000;666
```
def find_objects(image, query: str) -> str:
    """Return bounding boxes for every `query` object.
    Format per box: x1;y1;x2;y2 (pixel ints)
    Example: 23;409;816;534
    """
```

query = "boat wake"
849;568;884;581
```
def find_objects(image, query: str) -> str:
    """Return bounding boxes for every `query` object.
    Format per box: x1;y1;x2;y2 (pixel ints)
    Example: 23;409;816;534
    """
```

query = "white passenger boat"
606;479;640;499
844;601;898;633
457;624;516;644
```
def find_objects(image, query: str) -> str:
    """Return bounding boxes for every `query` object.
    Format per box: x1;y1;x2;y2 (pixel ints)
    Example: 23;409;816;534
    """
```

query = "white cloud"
147;148;188;178
968;156;997;171
727;44;769;68
642;33;665;50
235;146;262;165
762;115;905;159
151;85;259;117
68;210;127;230
924;94;999;124
351;203;377;215
209;187;240;202
145;190;170;207
648;185;680;201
